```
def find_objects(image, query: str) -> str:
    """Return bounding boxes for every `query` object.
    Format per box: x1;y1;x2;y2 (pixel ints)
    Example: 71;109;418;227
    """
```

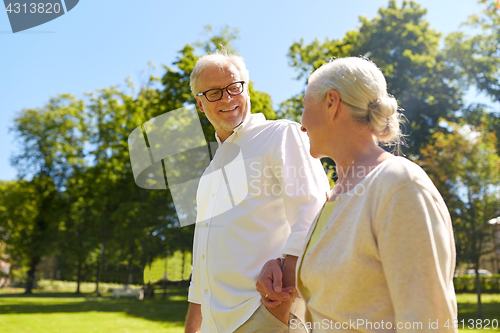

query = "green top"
300;200;335;302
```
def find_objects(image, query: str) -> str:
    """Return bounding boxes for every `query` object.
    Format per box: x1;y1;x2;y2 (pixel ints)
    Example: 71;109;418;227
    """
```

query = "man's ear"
326;89;341;120
196;97;205;113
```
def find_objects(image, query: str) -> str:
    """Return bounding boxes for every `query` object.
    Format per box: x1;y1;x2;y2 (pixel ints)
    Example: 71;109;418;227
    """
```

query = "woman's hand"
256;259;295;308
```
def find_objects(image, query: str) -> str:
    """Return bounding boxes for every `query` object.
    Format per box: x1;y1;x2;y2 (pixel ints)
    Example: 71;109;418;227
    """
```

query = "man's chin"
223;116;244;129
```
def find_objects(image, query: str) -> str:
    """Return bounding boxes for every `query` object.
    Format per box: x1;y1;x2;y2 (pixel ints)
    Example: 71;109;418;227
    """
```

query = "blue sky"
1;0;497;181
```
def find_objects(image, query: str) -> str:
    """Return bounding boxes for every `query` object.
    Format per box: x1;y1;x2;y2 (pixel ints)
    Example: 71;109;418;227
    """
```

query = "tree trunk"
125;257;133;288
76;259;82;294
95;261;101;296
162;255;168;299
494;223;500;274
181;250;186;281
145;259;154;298
475;265;483;319
24;256;40;294
95;241;106;296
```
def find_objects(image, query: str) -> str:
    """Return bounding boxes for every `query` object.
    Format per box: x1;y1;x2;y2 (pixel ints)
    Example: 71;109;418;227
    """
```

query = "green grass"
0;287;499;333
0;286;188;333
455;294;500;332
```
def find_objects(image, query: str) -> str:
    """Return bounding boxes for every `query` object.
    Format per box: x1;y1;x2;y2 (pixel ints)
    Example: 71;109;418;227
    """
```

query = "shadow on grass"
0;287;189;325
457;301;500;321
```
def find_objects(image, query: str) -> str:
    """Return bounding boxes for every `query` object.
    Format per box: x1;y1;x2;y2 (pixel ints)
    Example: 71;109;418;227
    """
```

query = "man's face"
195;64;250;142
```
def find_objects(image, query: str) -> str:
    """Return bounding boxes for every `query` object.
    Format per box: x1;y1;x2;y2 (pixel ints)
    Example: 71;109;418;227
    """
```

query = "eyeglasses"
196;81;246;102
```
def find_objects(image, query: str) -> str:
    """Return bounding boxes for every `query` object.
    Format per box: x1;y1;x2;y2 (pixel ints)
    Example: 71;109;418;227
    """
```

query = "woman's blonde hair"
308;57;402;145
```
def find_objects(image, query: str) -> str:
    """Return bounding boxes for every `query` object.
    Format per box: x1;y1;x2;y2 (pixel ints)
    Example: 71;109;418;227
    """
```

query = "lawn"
0;286;188;333
453;294;500;332
0;288;499;332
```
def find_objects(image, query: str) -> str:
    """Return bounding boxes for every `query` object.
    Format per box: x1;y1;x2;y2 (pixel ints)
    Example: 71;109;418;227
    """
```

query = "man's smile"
220;106;238;112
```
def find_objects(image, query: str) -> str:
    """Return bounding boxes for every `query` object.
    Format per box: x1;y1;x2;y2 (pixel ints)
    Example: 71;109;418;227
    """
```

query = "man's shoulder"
238;116;307;153
250;117;302;134
269;118;300;127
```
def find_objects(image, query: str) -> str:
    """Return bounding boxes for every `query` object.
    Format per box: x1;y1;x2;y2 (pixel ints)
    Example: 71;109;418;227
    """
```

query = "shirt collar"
215;112;266;145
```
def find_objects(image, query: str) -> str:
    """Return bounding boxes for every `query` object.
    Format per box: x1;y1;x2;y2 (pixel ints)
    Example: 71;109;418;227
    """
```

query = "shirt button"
204;289;208;294
202;255;205;259
211;194;215;197
205;223;209;227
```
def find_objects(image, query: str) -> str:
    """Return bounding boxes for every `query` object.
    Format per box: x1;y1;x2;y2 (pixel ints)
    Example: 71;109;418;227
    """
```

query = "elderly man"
185;51;329;333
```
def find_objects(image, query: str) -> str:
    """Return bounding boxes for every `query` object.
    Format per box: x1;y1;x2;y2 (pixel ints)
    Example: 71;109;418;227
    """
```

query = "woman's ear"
326;89;341;119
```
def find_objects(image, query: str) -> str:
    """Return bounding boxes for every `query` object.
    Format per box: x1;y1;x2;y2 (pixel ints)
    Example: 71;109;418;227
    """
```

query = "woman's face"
301;88;332;159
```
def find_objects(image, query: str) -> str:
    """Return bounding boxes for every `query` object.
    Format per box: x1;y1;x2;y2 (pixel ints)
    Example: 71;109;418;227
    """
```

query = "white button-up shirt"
188;113;329;333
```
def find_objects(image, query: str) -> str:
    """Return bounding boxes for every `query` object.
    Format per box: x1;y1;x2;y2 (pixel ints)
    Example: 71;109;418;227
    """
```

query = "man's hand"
256;258;294;308
256;256;299;325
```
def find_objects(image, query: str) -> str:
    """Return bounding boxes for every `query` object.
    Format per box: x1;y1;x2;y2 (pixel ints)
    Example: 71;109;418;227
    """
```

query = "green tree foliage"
57;169;100;294
443;0;500;152
10;95;87;293
444;0;500;103
282;0;462;156
85;84;181;290
418;119;500;317
0;180;38;275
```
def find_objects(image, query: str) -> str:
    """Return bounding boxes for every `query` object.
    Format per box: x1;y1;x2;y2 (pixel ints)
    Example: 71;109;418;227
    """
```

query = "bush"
36;279;142;293
454;275;500;293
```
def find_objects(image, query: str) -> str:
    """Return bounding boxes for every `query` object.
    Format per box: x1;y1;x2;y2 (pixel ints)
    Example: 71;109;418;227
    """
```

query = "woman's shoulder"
371;156;436;193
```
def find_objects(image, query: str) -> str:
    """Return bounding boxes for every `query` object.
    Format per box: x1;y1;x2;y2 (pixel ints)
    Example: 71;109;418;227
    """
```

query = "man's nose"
221;89;233;101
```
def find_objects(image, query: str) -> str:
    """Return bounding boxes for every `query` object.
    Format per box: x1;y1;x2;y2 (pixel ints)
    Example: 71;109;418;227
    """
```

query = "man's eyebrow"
205;81;239;91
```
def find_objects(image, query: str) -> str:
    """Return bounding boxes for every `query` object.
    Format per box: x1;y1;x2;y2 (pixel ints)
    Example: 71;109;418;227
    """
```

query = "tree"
418;118;500;318
282;0;463;156
10;95;87;293
85;84;165;292
444;0;500;104
0;180;39;283
57;169;101;294
444;0;500;150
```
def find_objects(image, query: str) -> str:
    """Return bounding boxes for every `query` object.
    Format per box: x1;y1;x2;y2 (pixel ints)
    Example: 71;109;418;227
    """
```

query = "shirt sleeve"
375;181;457;332
188;279;201;304
187;224;201;305
273;123;330;257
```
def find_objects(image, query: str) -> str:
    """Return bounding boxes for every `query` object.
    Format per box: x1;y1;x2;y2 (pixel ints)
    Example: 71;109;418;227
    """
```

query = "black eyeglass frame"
196;81;246;102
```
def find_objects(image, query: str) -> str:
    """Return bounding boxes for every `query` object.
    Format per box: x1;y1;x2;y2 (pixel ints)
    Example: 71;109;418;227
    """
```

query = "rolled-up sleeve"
274;124;330;256
188;226;201;304
188;280;201;304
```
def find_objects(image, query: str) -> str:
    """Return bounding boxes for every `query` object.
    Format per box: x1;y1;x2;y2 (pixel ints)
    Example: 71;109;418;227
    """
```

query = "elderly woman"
257;57;457;332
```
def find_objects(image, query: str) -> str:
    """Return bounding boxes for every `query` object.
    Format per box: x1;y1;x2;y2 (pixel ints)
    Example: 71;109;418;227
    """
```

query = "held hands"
256;258;296;308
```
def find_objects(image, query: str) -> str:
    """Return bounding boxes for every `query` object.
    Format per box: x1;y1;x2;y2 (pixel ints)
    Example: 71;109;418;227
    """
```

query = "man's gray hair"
190;51;250;95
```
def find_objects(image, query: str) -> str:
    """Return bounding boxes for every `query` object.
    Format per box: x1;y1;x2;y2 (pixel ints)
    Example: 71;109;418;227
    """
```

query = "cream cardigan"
296;157;457;332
